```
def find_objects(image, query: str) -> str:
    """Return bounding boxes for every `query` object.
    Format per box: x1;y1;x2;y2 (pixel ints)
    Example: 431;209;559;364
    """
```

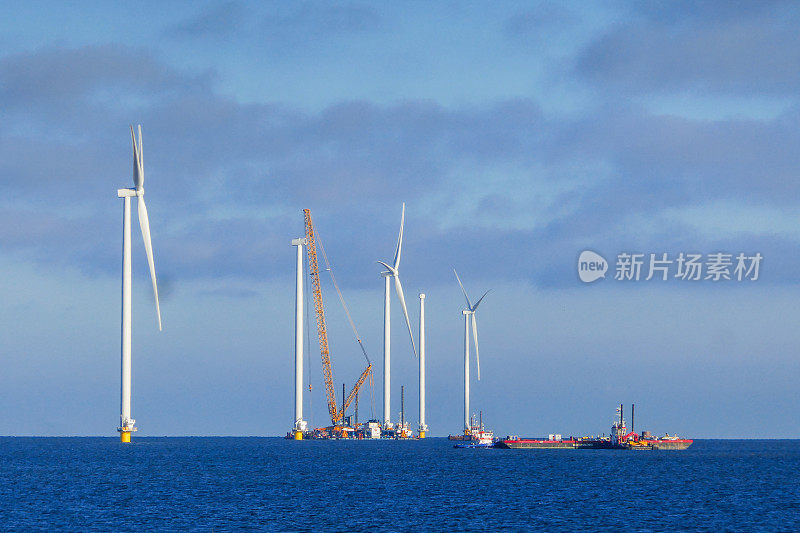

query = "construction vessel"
287;209;373;440
495;404;693;450
286;206;433;440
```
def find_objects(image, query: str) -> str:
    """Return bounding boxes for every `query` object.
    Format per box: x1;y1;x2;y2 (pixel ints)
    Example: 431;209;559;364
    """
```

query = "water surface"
1;438;798;531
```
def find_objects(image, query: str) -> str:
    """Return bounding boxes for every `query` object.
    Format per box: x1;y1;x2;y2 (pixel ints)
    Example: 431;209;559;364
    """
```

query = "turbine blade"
137;197;162;331
130;125;142;190
453;268;472;309
472;313;480;380
472;289;491;311
393;274;417;358
137;124;143;187
393;202;405;269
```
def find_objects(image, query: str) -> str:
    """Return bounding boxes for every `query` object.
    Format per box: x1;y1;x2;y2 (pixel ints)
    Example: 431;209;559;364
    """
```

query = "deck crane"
304;209;372;427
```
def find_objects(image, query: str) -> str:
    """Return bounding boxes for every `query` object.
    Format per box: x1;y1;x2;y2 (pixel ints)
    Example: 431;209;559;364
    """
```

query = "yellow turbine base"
294;430;303;440
120;431;131;443
418;431;426;439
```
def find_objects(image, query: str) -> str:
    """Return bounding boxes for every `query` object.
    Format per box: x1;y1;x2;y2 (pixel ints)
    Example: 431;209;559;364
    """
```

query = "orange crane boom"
342;364;372;417
304;209;371;426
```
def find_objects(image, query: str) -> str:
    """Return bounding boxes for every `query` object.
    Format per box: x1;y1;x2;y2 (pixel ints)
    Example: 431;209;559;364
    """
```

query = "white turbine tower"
291;236;308;440
418;292;428;438
378;203;417;430
453;269;489;434
117;125;162;443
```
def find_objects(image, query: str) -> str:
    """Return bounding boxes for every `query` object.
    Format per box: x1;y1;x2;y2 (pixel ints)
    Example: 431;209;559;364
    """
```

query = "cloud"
576;1;800;96
2;40;800;291
166;1;245;39
262;3;382;35
0;44;206;109
163;2;382;47
504;4;579;37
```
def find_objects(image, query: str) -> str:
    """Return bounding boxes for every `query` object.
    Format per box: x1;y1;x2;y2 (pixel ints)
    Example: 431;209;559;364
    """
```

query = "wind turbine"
117;124;162;443
377;203;417;430
453;269;489;434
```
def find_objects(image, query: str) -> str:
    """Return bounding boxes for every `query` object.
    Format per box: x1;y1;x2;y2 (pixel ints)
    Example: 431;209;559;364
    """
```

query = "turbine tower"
117;125;162;443
291;237;308;439
418;292;428;438
453;269;489;434
377;203;417;430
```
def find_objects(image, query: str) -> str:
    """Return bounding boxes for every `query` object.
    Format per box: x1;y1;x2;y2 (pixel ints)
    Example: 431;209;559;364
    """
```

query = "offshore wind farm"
5;3;800;530
106;124;506;444
100;123;696;448
279;199;697;446
286;204;474;440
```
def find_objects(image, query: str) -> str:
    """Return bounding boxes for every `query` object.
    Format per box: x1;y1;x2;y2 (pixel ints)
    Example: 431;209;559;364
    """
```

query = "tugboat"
451;412;495;448
610;404;693;450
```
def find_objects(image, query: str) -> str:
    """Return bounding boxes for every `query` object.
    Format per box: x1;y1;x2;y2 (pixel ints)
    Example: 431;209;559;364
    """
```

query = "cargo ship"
495;404;692;451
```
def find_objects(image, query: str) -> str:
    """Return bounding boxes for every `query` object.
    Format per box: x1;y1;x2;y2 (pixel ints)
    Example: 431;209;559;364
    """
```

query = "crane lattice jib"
303;209;339;424
342;364;372;418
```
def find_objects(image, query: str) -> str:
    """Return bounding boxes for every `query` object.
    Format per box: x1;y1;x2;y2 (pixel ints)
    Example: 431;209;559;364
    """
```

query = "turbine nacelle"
377;260;397;276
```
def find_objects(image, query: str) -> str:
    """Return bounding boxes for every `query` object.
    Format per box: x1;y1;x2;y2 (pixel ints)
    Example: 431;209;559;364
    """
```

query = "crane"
304;209;372;426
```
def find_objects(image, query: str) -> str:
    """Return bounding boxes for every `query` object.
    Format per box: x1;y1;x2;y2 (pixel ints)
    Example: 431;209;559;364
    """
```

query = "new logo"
578;250;608;283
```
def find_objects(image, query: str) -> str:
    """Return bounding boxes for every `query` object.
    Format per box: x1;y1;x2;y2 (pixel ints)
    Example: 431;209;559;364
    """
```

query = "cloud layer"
2;2;800;436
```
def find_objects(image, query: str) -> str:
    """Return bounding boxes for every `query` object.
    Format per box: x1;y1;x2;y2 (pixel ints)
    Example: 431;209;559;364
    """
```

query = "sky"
1;1;799;438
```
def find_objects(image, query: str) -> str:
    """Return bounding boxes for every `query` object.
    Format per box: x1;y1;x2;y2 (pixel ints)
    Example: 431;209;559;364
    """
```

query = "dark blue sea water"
1;438;798;531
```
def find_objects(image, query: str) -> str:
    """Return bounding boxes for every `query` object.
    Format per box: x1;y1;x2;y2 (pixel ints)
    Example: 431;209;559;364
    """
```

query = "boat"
451;413;495;448
454;441;494;448
495;404;693;451
495;435;612;449
632;432;693;450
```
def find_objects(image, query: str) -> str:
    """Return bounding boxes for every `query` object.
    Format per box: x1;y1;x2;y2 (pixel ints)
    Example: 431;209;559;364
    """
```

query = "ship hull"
496;439;613;449
496;439;693;450
643;439;693;450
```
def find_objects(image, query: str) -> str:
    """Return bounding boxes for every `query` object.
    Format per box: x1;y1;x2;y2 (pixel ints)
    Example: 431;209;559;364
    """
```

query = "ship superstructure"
451;412;495;447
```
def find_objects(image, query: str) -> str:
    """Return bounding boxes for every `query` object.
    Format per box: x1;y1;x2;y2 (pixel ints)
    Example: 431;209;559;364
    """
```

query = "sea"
1;437;798;531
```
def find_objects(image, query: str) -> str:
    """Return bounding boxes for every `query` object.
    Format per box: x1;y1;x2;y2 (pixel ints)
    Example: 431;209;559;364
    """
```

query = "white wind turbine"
453;269;489;434
117;125;162;443
377;203;417;430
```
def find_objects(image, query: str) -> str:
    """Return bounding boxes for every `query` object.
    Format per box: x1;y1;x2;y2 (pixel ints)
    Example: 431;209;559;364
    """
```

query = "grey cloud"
161;1;382;57
576;1;800;95
166;1;245;39
0;45;209;108
262;2;382;35
3;43;800;290
504;4;579;37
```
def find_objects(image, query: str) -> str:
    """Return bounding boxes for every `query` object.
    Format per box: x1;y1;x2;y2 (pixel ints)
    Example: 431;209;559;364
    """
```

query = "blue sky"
1;1;799;437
